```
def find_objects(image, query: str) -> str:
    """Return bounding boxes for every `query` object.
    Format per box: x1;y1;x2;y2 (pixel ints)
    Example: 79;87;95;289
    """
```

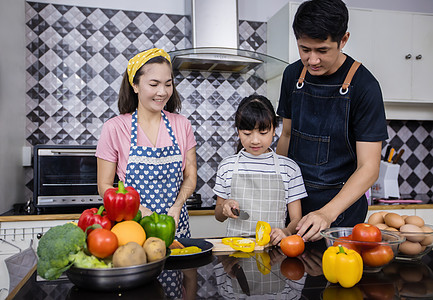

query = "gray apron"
226;149;286;236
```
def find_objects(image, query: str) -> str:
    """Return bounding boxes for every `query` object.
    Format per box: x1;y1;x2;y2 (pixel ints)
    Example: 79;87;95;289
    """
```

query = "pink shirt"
96;111;196;181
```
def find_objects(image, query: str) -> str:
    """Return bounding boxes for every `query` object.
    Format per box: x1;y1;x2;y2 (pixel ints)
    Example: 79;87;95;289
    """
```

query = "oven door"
33;145;102;207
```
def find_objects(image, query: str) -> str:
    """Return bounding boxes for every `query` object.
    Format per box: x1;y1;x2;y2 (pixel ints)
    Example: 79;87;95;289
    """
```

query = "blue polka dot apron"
124;110;191;238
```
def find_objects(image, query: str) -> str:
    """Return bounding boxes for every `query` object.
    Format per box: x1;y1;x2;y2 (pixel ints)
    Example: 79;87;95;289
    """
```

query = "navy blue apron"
125;110;190;238
289;61;367;226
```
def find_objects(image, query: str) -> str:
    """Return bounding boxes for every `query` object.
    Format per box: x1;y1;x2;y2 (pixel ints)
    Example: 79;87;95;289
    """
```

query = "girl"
214;95;307;245
96;48;197;239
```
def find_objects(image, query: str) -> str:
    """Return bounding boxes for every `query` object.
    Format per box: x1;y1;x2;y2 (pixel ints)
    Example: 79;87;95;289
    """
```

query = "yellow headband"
127;48;171;86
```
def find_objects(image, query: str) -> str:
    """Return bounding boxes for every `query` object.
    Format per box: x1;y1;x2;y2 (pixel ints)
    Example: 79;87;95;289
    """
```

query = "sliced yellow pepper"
322;245;363;288
222;237;244;245
255;252;271;275
231;238;255;252
256;221;271;246
170;246;202;255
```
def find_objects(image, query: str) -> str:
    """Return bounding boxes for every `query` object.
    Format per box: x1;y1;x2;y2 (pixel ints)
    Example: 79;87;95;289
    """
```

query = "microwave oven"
33;145;103;208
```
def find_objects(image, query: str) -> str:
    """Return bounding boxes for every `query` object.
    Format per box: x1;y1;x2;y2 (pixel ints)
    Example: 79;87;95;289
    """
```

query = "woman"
96;48;197;238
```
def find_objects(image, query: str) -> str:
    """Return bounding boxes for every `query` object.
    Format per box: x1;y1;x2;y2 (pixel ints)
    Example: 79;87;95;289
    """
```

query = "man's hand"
296;210;332;242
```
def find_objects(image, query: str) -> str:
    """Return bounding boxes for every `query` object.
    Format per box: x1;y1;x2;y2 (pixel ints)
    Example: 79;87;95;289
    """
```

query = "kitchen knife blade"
231;263;250;296
231;208;250;220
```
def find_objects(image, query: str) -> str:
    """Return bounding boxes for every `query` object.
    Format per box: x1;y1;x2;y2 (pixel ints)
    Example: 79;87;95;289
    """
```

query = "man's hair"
293;0;348;45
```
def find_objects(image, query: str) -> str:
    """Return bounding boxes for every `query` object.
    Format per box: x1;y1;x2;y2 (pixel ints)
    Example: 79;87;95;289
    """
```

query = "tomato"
87;228;118;258
333;238;361;254
280;235;305;257
352;223;381;249
361;245;394;267
280;257;305;280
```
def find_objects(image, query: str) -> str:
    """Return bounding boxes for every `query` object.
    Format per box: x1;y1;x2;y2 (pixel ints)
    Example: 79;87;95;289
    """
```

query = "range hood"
169;0;288;80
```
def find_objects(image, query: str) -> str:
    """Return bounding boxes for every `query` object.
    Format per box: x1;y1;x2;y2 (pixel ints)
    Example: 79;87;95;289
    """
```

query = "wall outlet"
22;146;32;167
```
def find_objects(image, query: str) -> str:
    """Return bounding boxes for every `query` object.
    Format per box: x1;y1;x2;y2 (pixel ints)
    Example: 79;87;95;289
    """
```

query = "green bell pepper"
139;212;176;247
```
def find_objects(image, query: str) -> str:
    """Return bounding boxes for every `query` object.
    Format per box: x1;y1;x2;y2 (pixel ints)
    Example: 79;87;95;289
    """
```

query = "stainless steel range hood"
169;0;288;79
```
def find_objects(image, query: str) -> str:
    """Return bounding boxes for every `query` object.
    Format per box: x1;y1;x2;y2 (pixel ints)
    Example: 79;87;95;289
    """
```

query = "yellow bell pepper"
255;252;271;274
222;237;243;245
322;285;363;300
170;246;202;255
231;238;255;252
256;221;271;246
322;245;363;288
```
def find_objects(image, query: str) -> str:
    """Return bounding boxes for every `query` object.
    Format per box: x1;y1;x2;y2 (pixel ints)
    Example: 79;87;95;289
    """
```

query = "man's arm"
297;141;382;241
276;118;292;156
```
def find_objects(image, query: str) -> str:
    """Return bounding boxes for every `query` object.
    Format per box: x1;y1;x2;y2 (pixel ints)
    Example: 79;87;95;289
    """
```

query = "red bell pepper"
103;181;140;222
77;205;113;233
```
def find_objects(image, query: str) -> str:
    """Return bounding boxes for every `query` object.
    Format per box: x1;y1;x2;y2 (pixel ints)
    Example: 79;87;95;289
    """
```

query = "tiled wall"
24;2;432;208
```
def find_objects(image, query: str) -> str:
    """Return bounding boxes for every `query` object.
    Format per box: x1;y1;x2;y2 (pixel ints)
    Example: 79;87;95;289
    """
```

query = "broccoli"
36;223;86;280
69;250;112;269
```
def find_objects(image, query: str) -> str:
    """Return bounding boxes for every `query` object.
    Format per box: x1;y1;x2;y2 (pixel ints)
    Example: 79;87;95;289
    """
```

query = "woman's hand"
168;205;182;227
139;205;153;217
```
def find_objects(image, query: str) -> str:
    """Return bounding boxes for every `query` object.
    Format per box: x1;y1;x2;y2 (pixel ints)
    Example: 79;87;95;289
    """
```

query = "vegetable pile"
36;181;180;280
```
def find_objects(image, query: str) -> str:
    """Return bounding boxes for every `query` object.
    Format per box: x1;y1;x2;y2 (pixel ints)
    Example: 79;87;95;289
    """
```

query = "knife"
231;263;250;296
392;149;404;164
231;208;250;220
384;145;392;162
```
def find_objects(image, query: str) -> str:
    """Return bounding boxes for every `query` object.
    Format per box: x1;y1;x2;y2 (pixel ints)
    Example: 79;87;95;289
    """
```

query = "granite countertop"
7;240;433;299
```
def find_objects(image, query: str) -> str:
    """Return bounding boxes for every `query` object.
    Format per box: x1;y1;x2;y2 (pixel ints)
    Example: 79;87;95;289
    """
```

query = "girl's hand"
168;205;182;228
222;199;239;219
270;228;288;246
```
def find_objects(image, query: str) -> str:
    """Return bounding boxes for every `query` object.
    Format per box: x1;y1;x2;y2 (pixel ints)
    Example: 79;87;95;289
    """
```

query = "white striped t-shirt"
213;150;308;204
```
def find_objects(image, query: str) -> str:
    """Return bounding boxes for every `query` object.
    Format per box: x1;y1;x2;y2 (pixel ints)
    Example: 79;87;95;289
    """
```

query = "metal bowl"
65;254;168;292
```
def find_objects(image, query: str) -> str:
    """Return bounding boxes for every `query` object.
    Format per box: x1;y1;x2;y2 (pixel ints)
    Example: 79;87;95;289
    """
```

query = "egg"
399;240;423;255
384;212;405;229
420;226;433;246
400;224;424;242
405;215;425;227
375;223;388;230
385;227;399;232
368;212;385;225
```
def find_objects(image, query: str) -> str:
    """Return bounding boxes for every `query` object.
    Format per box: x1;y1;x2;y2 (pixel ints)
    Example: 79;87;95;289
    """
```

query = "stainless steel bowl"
66;255;168;292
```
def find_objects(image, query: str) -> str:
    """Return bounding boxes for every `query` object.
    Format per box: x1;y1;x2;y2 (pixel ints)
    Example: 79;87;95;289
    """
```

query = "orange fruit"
111;220;146;246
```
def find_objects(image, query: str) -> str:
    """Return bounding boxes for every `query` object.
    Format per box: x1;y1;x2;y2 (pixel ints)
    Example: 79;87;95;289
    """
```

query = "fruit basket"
320;227;405;272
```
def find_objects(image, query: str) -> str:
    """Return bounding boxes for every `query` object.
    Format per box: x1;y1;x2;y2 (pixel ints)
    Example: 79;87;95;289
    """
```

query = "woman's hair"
292;0;348;45
117;56;181;114
235;94;278;131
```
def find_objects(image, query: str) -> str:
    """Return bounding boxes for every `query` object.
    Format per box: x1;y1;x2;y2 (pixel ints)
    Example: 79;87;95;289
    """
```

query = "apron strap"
340;61;361;93
296;66;308;89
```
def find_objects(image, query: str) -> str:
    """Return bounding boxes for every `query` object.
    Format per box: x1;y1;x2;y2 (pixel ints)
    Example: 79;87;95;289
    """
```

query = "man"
276;0;388;241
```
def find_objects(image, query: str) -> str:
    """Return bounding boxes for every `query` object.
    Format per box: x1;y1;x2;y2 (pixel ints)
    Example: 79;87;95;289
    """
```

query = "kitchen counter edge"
0;209;216;222
1;204;433;222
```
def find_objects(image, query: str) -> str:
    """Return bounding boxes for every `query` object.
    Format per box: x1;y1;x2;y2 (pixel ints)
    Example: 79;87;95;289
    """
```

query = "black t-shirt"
277;55;388;143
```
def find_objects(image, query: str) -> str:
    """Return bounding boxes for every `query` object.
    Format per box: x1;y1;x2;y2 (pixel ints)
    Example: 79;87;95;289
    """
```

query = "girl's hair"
235;95;278;131
117;56;181;114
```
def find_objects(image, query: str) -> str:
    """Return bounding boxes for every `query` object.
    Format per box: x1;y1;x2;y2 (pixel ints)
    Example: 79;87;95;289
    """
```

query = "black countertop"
9;240;433;300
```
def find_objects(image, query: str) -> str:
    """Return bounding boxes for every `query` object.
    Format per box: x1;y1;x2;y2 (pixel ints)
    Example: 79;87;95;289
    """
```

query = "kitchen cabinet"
371;11;433;103
267;3;433;120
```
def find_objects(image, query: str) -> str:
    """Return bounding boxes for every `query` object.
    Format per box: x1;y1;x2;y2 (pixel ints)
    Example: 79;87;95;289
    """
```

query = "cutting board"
205;238;268;253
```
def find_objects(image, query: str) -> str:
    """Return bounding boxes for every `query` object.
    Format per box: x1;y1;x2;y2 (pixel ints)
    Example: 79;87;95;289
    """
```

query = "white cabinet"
267;3;433;120
372;11;433;103
344;8;374;68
